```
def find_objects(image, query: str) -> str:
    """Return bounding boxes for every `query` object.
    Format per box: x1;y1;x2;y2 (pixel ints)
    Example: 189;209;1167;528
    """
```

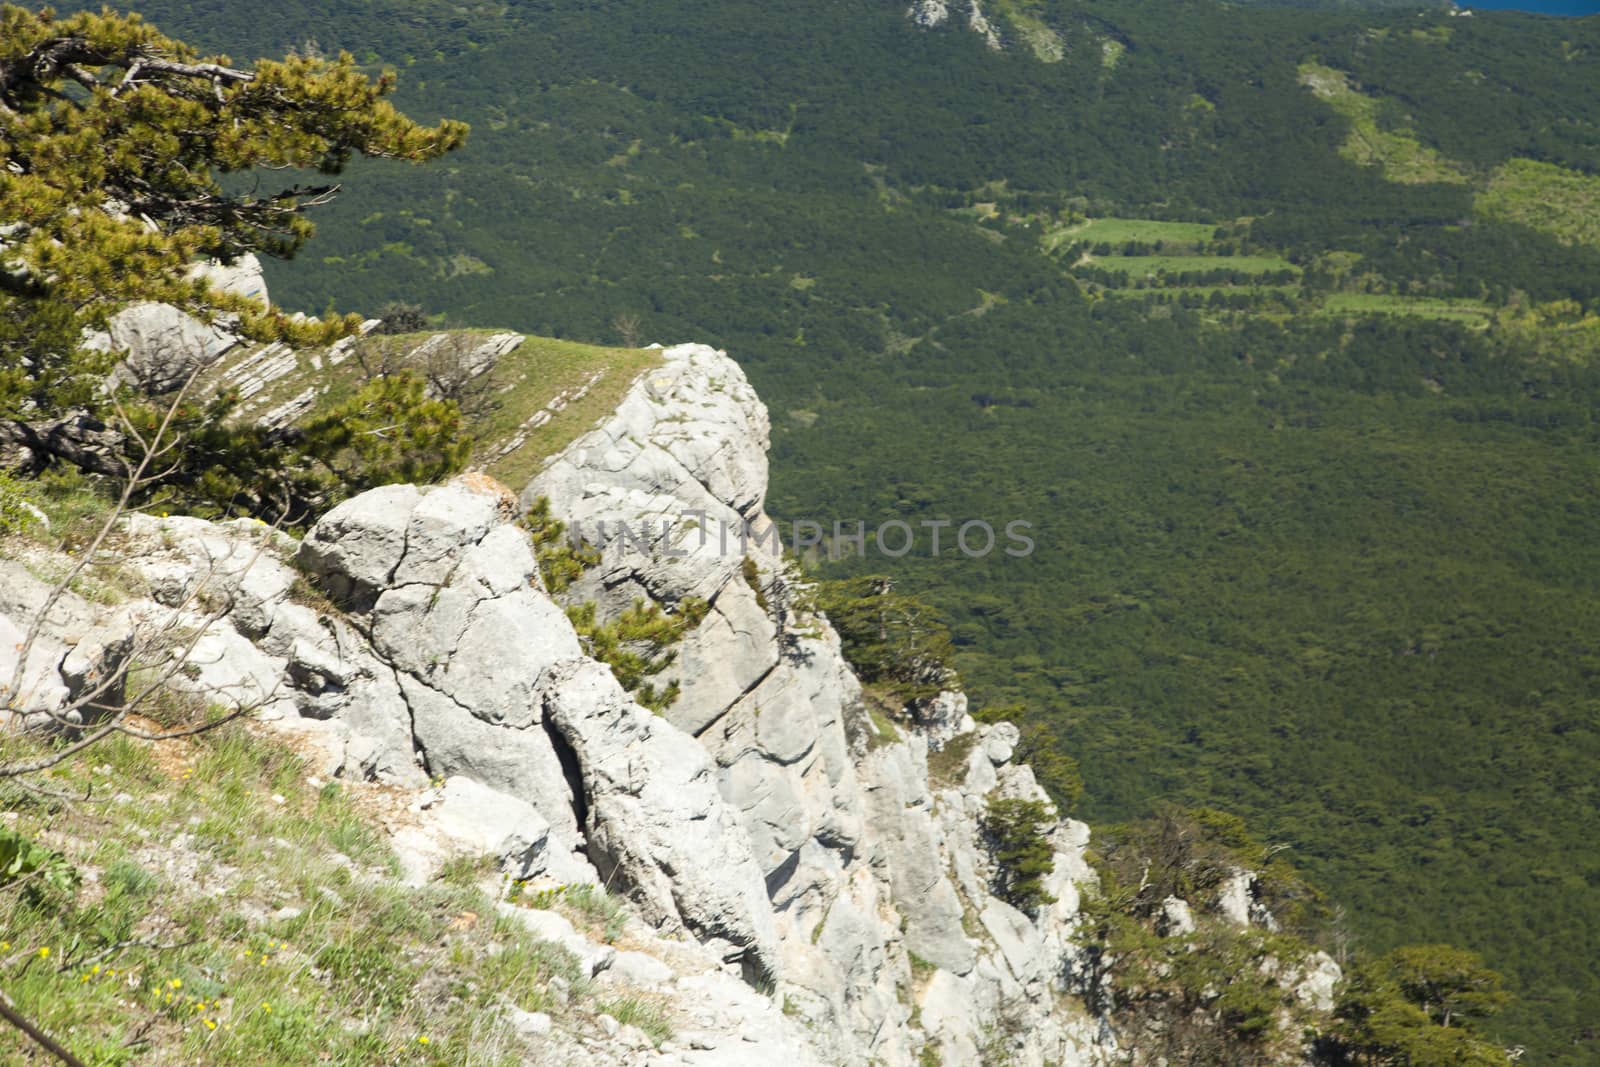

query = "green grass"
594;994;672;1048
0;726;595;1066
1476;158;1600;249
474;335;663;488
1104;284;1300;300
508;881;630;944
1087;254;1299;276
1044;217;1220;254
191;328;662;496
1318;292;1492;324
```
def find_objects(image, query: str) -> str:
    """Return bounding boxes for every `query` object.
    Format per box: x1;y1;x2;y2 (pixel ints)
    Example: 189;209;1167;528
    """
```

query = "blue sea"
1465;1;1600;13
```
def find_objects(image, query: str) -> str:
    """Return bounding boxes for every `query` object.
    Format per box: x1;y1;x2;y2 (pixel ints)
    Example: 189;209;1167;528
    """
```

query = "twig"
0;989;88;1067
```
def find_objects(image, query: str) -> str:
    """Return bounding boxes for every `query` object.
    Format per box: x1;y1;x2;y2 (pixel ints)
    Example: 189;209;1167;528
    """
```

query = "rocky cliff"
2;341;1333;1065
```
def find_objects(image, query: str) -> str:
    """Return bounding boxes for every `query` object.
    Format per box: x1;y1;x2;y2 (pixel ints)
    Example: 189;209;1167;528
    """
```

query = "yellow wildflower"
36;947;49;959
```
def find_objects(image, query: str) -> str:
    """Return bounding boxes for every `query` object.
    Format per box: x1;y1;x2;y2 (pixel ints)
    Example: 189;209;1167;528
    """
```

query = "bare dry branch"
1;372;288;778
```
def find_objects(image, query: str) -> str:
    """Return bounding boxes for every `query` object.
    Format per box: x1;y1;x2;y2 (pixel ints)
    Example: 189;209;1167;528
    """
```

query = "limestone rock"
498;903;616;979
1217;870;1255;927
0;610;71;727
192;252;269;305
96;301;240;395
908;0;951;28
296;483;423;612
862;742;975;977
393;775;586;886
541;657;782;983
1160;896;1197;938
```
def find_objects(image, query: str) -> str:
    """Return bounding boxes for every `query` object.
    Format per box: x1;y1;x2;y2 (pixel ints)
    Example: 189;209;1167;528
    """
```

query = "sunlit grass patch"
476;336;664;489
1476;158;1600;249
1044;216;1219;254
0;724;592;1065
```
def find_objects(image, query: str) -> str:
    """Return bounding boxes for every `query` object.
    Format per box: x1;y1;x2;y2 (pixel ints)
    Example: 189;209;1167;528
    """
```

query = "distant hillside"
61;1;1600;1061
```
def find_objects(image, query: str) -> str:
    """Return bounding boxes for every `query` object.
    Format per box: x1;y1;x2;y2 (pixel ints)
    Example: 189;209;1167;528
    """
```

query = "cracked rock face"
108;473;783;978
528;343;1106;1066
5;332;1347;1066
541;657;782;983
295;475;781;974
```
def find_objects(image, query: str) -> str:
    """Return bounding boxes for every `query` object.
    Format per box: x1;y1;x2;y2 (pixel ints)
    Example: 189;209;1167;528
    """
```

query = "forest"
52;0;1600;1059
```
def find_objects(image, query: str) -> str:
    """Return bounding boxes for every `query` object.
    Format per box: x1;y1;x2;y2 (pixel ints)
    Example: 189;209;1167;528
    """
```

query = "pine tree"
983;796;1058;912
1330;945;1511;1066
0;4;467;418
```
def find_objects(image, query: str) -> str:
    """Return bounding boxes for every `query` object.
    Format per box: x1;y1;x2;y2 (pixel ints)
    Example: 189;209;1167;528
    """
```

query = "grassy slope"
1476;158;1600;248
0;725;599;1066
471;336;662;489
1297;62;1472;185
204;330;661;492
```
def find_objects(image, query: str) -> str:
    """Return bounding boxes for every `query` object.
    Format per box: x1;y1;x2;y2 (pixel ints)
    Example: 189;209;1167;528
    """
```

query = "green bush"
521;496;600;593
568;597;709;711
0;826;80;905
1328;945;1511;1067
128;373;472;525
0;469;40;534
296;373;471;493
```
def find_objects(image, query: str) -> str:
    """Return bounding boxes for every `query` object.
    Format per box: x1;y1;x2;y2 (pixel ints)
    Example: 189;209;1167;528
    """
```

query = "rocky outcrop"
908;0;951;28
94;302;241;394
76;257;267;395
907;1;1002;50
529;343;1105;1066
541;658;782;982
0;557;132;731
4;337;1336;1065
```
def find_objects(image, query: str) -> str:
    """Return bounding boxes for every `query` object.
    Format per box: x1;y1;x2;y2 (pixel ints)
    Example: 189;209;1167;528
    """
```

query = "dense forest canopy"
49;0;1600;1060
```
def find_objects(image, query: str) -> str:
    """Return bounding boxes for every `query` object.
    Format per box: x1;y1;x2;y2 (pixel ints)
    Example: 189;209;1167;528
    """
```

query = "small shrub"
568;597;708;711
521;496;600;593
0;469;40;533
983;797;1057;913
741;555;770;612
373;302;430;335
